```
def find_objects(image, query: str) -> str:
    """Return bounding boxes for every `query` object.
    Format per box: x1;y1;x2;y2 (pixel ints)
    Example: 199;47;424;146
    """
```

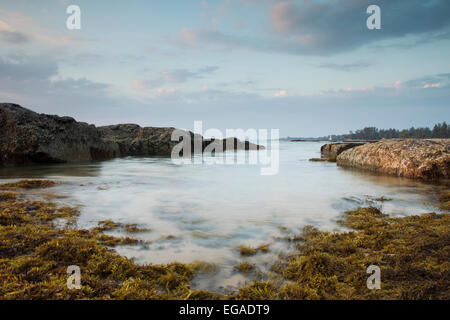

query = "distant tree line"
326;122;449;140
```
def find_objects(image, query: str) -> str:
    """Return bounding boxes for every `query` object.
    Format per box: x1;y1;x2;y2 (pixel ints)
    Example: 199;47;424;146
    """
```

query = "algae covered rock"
336;139;450;180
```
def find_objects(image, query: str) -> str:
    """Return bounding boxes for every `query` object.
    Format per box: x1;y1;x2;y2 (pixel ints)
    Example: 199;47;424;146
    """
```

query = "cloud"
0;54;120;122
62;53;104;66
268;0;450;54
178;28;240;48
317;62;373;72
0;11;76;48
423;83;441;89
218;80;257;87
133;66;219;89
274;90;289;97
154;88;179;99
49;78;109;93
404;73;450;89
174;27;277;54
0;55;58;80
172;0;450;56
160;66;218;83
0;19;30;44
0;30;30;44
0;52;448;137
383;80;403;89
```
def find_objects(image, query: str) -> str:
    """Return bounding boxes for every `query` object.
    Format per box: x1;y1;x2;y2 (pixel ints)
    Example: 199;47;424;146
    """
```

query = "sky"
0;0;449;137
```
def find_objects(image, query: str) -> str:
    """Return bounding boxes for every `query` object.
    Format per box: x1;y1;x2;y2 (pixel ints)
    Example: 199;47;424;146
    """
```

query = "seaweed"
238;245;258;256
0;192;18;202
372;196;393;202
247;206;450;300
0;180;58;190
439;190;450;211
234;261;256;273
0;180;200;300
95;220;122;232
1;179;448;300
309;156;337;163
93;220;150;234
238;244;270;256
123;224;151;233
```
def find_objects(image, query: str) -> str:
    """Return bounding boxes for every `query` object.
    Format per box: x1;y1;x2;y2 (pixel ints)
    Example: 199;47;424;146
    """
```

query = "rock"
0;103;264;167
98;125;263;157
203;137;263;152
0;103;119;166
336;139;450;180
320;143;365;158
98;124;182;157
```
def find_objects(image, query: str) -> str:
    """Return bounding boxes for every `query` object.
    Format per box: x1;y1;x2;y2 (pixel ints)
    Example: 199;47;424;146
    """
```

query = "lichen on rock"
336;139;450;180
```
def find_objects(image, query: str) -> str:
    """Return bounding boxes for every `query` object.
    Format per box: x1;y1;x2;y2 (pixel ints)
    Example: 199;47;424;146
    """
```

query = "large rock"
336;139;450;180
320;143;365;158
0;103;119;166
0;103;263;167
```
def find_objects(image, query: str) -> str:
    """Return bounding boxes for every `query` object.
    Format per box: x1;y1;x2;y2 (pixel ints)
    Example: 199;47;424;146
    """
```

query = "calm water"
0;142;443;291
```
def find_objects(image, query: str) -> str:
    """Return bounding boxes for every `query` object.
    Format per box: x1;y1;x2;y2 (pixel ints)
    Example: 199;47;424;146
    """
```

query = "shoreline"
0;179;448;300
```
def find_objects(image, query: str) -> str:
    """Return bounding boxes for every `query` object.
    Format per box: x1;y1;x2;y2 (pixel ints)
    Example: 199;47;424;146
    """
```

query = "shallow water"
0;142;444;291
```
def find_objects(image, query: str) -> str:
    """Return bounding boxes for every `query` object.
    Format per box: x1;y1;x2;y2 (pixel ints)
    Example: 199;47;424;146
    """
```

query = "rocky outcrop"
98;125;263;157
0;103;263;167
0;103;119;166
98;124;182;157
320;143;365;158
336;139;450;180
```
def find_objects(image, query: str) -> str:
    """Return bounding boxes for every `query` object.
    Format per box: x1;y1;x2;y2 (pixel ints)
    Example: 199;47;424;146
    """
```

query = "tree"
335;122;449;140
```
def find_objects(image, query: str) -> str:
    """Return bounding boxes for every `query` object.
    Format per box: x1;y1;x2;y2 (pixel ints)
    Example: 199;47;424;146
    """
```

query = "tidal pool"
0;141;443;291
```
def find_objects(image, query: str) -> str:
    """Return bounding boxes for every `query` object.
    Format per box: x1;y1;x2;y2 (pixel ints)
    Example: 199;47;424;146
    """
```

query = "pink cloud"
0;20;14;32
343;86;375;92
132;80;146;90
274;90;289;97
156;88;177;97
180;28;199;44
0;9;75;46
423;83;441;88
384;80;402;89
270;2;296;33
